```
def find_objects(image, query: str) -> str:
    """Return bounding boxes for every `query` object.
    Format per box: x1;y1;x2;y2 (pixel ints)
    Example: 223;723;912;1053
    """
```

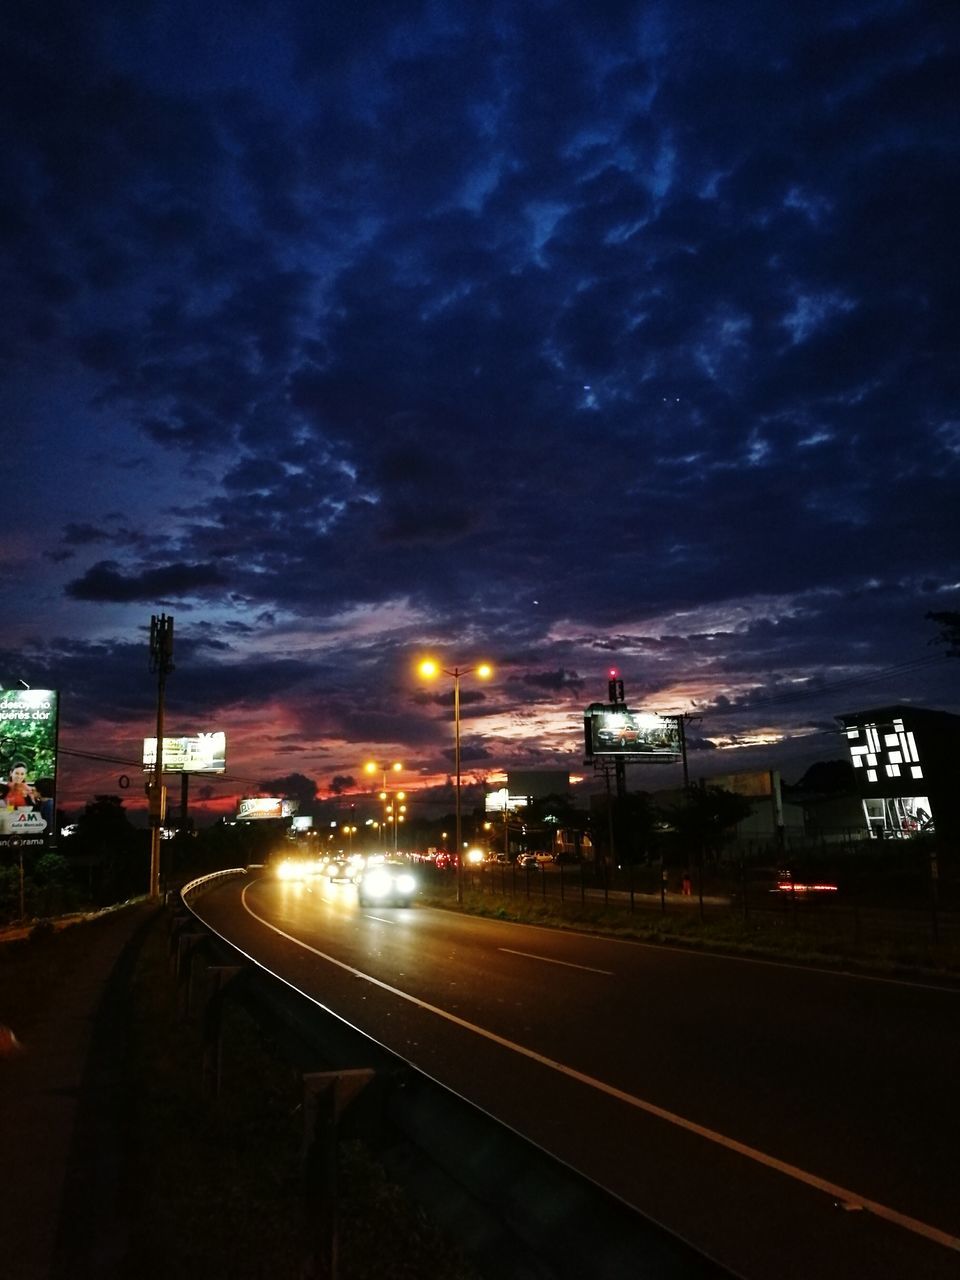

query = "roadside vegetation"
418;877;960;980
1;910;478;1279
126;913;479;1279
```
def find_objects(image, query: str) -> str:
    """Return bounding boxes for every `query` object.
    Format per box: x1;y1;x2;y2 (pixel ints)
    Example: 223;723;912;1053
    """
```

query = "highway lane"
191;873;960;1280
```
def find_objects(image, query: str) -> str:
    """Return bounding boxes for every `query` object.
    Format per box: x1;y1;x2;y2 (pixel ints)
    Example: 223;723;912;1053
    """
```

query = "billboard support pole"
679;716;689;788
148;614;175;900
615;758;626;800
180;772;190;836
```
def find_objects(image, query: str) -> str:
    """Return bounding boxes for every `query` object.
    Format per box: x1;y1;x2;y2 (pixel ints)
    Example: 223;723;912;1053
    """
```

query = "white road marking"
240;883;960;1254
476;916;960;994
498;947;613;975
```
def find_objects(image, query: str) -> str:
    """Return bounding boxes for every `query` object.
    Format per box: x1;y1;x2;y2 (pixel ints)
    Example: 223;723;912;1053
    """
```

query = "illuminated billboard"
237;796;299;820
485;789;529;813
0;689;59;850
143;731;226;773
583;704;681;760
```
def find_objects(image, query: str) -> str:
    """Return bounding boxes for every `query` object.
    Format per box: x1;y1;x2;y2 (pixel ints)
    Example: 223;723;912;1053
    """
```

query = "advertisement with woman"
0;689;59;850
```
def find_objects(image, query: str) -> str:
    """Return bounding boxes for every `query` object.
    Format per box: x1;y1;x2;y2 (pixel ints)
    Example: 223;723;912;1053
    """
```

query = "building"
836;705;960;849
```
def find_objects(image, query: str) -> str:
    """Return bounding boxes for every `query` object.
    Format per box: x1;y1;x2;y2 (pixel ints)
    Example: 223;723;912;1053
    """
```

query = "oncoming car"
328;854;364;883
273;855;323;881
356;861;418;907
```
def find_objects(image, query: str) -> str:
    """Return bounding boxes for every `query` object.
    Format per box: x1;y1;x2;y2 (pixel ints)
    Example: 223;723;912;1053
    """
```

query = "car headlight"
364;868;392;897
395;874;415;895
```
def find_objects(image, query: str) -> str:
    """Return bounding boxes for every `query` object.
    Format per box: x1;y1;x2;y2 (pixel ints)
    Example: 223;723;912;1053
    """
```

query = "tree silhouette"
927;611;960;657
661;785;753;863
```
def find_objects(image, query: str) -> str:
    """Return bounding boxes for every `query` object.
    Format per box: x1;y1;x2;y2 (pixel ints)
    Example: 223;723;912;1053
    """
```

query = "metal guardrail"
175;872;735;1280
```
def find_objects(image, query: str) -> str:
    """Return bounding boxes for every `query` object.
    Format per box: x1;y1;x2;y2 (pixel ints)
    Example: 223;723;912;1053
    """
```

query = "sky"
2;0;957;821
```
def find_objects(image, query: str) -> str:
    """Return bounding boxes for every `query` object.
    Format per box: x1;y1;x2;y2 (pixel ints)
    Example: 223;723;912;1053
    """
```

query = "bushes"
0;851;86;925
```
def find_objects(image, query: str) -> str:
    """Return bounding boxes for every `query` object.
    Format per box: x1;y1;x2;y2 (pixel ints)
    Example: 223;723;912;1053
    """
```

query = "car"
516;853;543;870
328;855;363;883
273;855;323;881
357;862;418;907
744;867;839;899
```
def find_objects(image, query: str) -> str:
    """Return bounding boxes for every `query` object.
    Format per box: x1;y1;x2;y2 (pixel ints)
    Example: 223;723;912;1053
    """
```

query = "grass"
121;912;478;1279
417;881;960;979
2;908;479;1280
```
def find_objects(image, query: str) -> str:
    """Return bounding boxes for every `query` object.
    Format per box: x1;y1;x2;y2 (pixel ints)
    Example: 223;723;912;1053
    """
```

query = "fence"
433;856;960;962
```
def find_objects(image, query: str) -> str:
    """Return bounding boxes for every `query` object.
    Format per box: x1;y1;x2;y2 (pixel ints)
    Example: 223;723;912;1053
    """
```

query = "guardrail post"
173;932;208;1019
201;965;245;1097
302;1069;376;1280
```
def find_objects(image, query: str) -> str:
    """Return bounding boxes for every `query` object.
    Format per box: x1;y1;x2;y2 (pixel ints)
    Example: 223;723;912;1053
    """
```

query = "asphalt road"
191;872;960;1280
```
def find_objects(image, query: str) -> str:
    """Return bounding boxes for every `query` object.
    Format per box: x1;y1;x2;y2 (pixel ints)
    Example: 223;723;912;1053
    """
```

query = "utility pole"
678;714;689;788
608;673;627;800
148;614;175;900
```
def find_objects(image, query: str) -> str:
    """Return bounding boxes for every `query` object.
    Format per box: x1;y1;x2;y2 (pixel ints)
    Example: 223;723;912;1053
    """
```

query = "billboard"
237;796;299;820
0;689;59;850
711;770;777;798
583;704;681;760
485;788;529;813
143;731;226;773
507;770;570;800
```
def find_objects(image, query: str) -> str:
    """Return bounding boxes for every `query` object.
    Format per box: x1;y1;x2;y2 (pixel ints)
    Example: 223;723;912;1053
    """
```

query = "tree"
70;795;144;904
257;772;319;813
794;759;857;795
73;795;137;851
660;784;754;864
927;610;960;657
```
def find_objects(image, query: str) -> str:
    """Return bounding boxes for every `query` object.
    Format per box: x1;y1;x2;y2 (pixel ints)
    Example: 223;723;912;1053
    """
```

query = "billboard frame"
0;689;60;852
583;703;682;762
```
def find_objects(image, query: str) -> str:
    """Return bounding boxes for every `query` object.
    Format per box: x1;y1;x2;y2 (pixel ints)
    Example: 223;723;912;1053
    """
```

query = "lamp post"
385;794;406;849
417;659;493;905
365;760;402;850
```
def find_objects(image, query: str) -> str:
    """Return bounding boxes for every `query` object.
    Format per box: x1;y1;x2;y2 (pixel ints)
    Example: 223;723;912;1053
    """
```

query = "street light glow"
416;655;495;906
366;760;405;850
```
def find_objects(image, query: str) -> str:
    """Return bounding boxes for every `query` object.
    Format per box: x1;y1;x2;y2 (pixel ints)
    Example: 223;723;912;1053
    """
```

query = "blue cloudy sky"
2;0;957;814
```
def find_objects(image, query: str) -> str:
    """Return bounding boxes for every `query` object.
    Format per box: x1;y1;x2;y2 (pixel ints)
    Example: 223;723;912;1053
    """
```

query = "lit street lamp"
365;760;402;848
417;658;493;905
384;794;406;849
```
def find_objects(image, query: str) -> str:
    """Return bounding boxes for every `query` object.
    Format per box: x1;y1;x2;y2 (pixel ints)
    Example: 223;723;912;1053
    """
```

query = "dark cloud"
65;561;230;602
513;670;585;694
2;0;956;809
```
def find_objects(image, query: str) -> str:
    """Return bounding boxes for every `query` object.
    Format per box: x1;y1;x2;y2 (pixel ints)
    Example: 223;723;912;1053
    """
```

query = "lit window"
888;751;902;765
866;754;877;767
884;733;899;747
867;769;877;782
852;756;863;768
885;764;901;777
911;766;923;780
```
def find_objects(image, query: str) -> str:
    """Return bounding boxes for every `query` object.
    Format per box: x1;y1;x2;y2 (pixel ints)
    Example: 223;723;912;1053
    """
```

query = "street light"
417;658;493;905
365;760;402;849
384;793;407;849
